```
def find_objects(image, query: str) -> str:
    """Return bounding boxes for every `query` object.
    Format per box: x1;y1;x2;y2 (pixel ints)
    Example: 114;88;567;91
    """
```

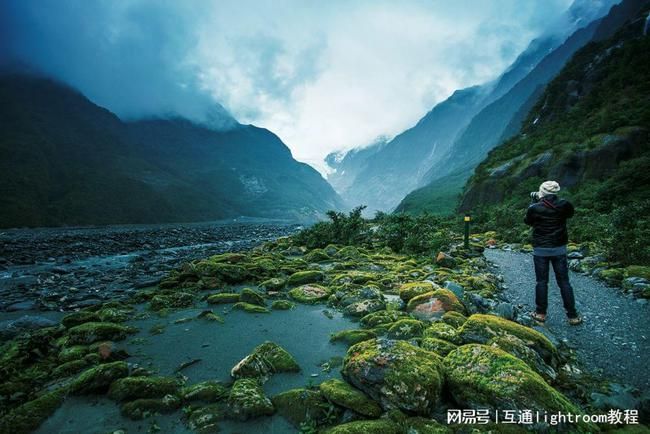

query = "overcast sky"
1;0;577;173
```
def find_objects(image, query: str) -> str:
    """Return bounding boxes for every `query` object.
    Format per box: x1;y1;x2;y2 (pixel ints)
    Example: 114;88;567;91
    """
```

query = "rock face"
406;289;466;321
230;341;300;380
444;344;578;414
342;338;444;415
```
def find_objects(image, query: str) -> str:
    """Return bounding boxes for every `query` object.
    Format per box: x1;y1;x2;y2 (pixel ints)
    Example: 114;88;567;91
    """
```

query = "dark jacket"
524;194;574;247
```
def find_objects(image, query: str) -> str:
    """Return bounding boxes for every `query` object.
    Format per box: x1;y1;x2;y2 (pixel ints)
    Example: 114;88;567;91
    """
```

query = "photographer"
524;181;583;325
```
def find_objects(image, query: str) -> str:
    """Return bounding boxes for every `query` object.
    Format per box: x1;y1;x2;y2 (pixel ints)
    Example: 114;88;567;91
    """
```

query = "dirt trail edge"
485;249;650;392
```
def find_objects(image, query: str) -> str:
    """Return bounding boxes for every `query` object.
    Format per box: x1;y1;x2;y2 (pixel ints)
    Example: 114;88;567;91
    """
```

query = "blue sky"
2;0;583;172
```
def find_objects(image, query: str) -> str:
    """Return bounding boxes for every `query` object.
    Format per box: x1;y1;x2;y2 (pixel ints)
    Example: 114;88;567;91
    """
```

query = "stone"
398;282;436;302
406;289;465;321
330;329;377;346
108;376;181;402
288;284;332;304
69;361;129;394
423;322;462;345
319;379;381;417
435;252;456;268
182;380;228;403
227;378;275;421
231;341;300;380
287;270;325;286
386;319;426;340
239;288;266;306
272;388;339;427
343;299;386;317
206;293;240;304
66;322;137;345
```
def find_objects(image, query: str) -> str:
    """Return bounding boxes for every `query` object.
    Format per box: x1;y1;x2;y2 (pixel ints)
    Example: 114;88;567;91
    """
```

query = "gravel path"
485;249;650;392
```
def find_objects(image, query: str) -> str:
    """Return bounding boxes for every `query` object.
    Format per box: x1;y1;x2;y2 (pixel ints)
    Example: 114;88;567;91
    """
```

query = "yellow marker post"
464;215;471;249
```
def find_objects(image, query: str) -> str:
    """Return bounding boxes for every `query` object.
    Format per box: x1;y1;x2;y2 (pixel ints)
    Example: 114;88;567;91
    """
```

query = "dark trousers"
534;254;578;318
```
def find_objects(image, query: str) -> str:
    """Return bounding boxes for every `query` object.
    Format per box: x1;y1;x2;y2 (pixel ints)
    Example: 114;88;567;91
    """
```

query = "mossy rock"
69;361;129;394
52;359;89;378
420;338;458;357
271;300;295;310
61;311;101;328
598;268;625;284
324;419;402;434
287;270;325;286
200;262;250;284
360;310;409;328
108;376;181;402
120;395;181;420
444;344;581;421
405;417;452;433
343;299;386;317
335;246;365;261
206;293;240;304
67;322;136;345
259;277;286;291
458;314;557;364
188;403;226;433
272;388;340;427
182;380;229;403
232;302;270;313
239;288;266;306
423;322;462;345
330;329;377;346
406;289;466;321
58;345;89;363
197;310;225;323
0;388;66;433
342;338;444;415
625;265;650;280
338;285;383;307
487;335;556;383
288;284;332;304
399;281;437;302
441;311;467;328
227;378;275;421
96;307;131;323
208;253;248;264
386;319;426;340
319;378;381;417
150;292;195;311
231;341;300;380
304;248;332;263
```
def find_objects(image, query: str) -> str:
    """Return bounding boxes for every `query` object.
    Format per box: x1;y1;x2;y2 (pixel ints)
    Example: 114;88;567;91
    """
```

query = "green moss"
149;292;195;311
399;281;436;301
58;345;89;363
0;388;66;433
61;311;101;328
330;329;377;346
487;335;556;382
197;310;225;323
69;361;129;394
423;322;462;344
231;341;300;379
287;270;325;286
271;388;339;427
188;403;226;433
386;319;426;340
458;314;557;363
271;300;295;310
96;306;132;323
406;289;466;320
108;376;181;402
239;288;266;306
66;322;137;345
206;293;240;304
342;339;444;415
288;284;332;304
360;310;409;328
52;359;88;378
120;395;181;420
441;311;467;328
304;248;332;262
420;338;458;356
625;265;650;280
198;262;249;284
405;417;452;434
324;419;402;434
232;302;270;313
598;268;625;284
259;277;286;291
182;380;229;403
227;378;275;421
319;378;381;417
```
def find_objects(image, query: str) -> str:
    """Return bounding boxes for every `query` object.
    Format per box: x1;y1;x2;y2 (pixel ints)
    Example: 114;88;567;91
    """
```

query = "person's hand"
530;192;540;201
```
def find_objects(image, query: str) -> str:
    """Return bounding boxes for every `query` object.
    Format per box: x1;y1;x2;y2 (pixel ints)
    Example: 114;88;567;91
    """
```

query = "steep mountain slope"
0;74;343;228
397;0;646;215
459;5;650;264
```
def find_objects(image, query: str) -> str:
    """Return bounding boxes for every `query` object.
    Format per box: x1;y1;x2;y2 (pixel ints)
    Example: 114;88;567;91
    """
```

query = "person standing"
524;180;583;325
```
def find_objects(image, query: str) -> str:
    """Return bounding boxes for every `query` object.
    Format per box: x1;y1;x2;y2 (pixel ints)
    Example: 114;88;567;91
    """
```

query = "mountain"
458;3;650;263
0;74;344;228
328;0;619;215
396;0;644;215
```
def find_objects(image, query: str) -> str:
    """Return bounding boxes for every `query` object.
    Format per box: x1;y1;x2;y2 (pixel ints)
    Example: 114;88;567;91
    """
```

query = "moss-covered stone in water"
206;293;240;304
330;329;377;346
458;314;557;364
271;388;339;427
96;306;132;323
420;338;458;356
444;344;580;419
120;394;181;420
288;284;332;304
423;322;462;345
386;319;426;340
319;378;381;418
231;341;300;379
406;289;466;321
108;376;181;402
67;322;137;345
61;311;101;328
441;311;467;328
343;299;386;317
399;281;436;301
197;310;225;323
232;302;270;313
69;361;129;394
0;388;66;433
182;380;229;403
52;359;88;378
359;310;409;328
487;335;556;382
188;403;226;433
58;345;89;363
259;277;286;291
287;270;325;286
271;300;295;310
200;262;249;284
324;419;402;434
149;292;195;311
227;378;274;421
342;338;444;415
239;288;266;306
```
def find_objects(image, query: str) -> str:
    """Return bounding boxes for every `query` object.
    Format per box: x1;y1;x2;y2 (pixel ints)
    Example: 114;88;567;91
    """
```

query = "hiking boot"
568;315;583;325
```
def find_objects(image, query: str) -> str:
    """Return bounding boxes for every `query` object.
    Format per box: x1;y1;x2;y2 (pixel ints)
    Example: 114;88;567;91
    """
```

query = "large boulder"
231;341;300;380
406;289;465;321
458;314;557;364
342;338;444;415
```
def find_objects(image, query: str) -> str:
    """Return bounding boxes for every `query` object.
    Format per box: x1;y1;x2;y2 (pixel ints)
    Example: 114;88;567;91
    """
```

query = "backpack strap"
541;198;559;210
